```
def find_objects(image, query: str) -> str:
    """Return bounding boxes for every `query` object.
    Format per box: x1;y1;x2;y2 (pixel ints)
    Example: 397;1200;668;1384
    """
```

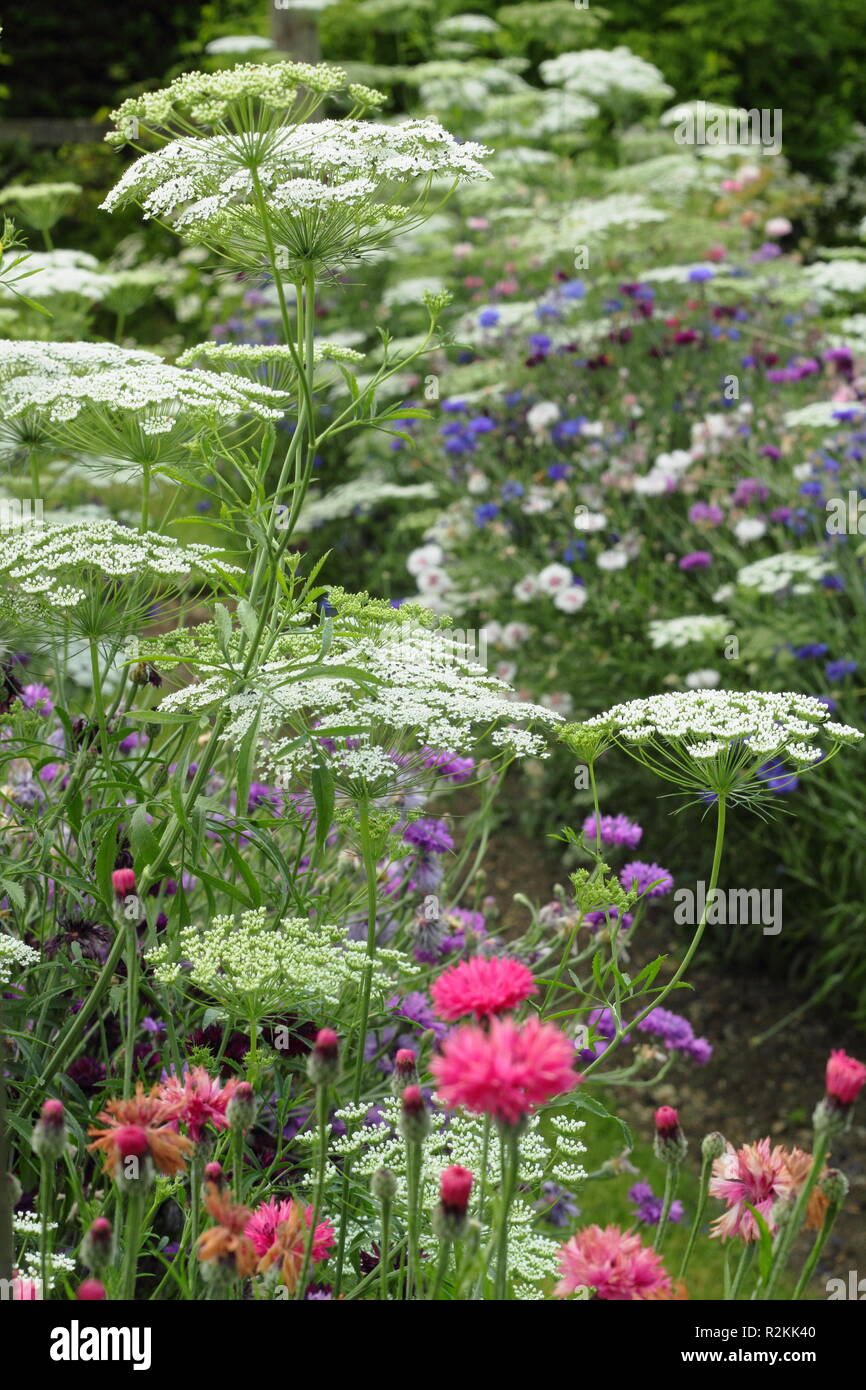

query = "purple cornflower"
678;551;713;570
582;812;643;849
757;758;799;793
620;861;674;898
825;659;857;682
535;1181;581;1227
403;818;454;854
629;1180;685;1226
421;749;475;783
688;502;725;526
21;683;53;715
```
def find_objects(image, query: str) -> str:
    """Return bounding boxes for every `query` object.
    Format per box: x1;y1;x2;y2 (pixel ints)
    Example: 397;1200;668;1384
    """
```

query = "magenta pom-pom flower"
245;1198;335;1262
431;1014;580;1125
825;1049;866;1106
430;954;537;1022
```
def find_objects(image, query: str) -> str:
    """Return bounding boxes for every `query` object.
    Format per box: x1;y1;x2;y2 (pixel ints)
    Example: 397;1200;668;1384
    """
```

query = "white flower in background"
596;548;629;571
415;567;452;595
574;508;607;532
554;585;588;613
736;551;833;595
764;216;792;238
713;583;735;603
801;261;866;297
513;574;540;602
467;470;490;494
204;35;275;55
633;471;670;497
685;669;721;688
732;518;767;544
521;488;555;514
792;463;814;481
406;543;444;577
536;563;573;595
648;615;730;650
581;422;605;438
0;340;162;381
495;660;517;683
540;691;574;716
501;621;531;649
540;47;673;104
526;401;560;437
784;401;865;430
0;934;40;986
0;250;109;302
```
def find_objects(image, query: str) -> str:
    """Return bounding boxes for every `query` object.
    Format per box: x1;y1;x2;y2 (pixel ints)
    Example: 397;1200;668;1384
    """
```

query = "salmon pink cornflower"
555;1224;674;1300
431;1015;580;1126
708;1138;794;1242
245;1198;335;1262
431;954;537;1022
158;1066;240;1142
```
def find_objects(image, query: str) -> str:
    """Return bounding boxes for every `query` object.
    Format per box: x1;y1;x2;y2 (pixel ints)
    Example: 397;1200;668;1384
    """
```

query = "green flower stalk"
679;1132;725;1281
296;1030;339;1299
31;1099;67;1300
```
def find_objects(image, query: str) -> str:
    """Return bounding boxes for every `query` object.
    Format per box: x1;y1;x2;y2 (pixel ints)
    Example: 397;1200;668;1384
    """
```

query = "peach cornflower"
158;1066;240;1142
253;1201;335;1294
783;1147;829;1231
555;1224;674;1300
197;1182;258;1282
431;1014;580;1126
87;1083;193;1179
431;955;536;1022
708;1138;794;1242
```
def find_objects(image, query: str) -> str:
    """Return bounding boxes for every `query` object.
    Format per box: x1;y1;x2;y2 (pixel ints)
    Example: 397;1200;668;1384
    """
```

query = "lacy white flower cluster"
298;474;437;530
578;690;863;766
0;520;241;609
801;260;866;298
106;62;380;143
155;620;562;782
2;359;286;431
176;340;366;371
735;550;834;595
784;401;865;431
648;614;730;650
326;1097;586;1290
0;933;40;986
146;908;408;1018
540;47;674;104
0;339;162;381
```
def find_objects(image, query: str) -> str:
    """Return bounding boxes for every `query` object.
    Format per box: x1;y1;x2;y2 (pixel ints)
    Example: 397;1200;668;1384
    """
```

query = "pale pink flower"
709;1138;794;1241
555;1224;674;1300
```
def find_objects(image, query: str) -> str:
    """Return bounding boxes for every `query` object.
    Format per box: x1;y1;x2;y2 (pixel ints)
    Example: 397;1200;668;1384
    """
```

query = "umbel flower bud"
371;1167;398;1204
398;1085;431;1145
227;1082;257;1133
432;1165;474;1241
307;1028;340;1086
390;1048;417;1094
701;1131;727;1162
31;1099;67;1162
80;1217;115;1273
653;1106;688;1165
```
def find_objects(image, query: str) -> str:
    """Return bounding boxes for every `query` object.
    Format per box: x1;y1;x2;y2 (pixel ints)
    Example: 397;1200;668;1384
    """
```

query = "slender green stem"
760;1132;829;1299
678;1151;712;1281
122;1187;145;1301
123;916;138;1095
493;1126;520;1301
295;1083;329;1299
379;1199;391;1302
430;1239;450;1301
792;1199;841;1301
728;1241;755;1301
405;1137;422;1297
653;1162;678;1252
39;1156;54;1300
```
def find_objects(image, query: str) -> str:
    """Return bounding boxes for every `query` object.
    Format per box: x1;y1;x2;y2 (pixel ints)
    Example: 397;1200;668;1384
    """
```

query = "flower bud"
226;1081;256;1133
433;1164;474;1241
111;867;137;898
398;1085;430;1144
204;1160;226;1191
77;1278;107;1300
307;1028;340;1086
701;1131;726;1162
653;1105;687;1164
31;1099;67;1162
80;1217;115;1273
390;1048;417;1094
371;1166;398;1204
819;1167;849;1207
819;1050;866;1130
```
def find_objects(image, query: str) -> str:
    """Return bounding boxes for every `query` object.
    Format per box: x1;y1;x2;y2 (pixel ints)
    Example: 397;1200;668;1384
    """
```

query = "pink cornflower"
431;1015;580;1126
555;1224;674;1300
430;955;536;1022
245;1198;335;1262
709;1138;794;1242
825;1049;866;1106
158;1067;240;1143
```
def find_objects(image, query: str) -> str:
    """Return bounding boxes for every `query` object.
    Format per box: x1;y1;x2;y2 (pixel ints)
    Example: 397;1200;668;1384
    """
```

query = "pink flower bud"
440;1165;473;1215
111;867;137;897
77;1279;107;1300
826;1049;866;1107
307;1029;340;1085
654;1106;679;1138
114;1124;149;1159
